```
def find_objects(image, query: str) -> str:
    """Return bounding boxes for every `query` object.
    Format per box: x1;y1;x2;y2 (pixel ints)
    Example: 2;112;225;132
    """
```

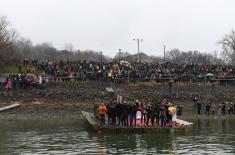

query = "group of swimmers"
94;99;180;127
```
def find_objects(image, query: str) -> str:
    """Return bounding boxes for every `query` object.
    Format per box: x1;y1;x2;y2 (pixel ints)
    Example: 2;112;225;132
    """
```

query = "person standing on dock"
146;104;151;126
159;105;167;126
115;102;123;126
134;101;139;126
171;105;177;127
140;102;146;124
129;103;135;127
154;103;160;125
98;103;107;125
110;101;116;125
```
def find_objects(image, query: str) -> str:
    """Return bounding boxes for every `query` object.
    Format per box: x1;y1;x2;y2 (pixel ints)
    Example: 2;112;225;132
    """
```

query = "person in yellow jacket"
171;105;177;127
98;103;107;125
168;104;177;127
107;71;112;82
168;106;173;126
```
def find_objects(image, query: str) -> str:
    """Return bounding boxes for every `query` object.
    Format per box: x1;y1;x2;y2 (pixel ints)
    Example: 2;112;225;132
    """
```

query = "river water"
0;118;234;155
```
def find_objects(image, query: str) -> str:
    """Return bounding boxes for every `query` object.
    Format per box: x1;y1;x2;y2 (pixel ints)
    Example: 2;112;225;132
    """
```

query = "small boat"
81;111;193;133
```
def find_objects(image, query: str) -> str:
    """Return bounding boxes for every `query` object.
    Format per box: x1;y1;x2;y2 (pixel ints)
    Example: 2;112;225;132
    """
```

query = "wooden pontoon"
81;111;193;133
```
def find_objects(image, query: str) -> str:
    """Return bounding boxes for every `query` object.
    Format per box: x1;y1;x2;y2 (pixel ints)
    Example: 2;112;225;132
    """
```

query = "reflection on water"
0;118;234;154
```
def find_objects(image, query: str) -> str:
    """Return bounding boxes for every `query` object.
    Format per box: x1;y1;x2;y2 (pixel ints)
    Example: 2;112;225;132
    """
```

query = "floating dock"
81;111;193;133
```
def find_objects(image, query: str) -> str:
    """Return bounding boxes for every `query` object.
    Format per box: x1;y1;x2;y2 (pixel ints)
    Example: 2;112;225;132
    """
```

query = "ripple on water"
176;134;235;154
0;119;235;154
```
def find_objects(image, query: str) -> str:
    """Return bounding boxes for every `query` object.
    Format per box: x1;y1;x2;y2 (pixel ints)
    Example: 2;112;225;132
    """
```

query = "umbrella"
206;73;215;77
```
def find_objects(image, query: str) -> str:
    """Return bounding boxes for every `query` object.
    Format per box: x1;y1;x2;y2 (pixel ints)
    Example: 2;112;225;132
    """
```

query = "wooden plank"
0;103;21;112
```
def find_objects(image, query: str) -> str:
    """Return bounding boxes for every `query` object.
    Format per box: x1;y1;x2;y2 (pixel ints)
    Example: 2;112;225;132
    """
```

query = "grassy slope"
0;66;41;74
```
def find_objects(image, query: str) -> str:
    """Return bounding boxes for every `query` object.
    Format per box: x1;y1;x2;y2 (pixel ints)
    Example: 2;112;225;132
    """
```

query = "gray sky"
0;0;234;57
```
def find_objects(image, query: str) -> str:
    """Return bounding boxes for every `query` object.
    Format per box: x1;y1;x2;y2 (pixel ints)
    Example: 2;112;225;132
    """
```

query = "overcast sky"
0;0;234;57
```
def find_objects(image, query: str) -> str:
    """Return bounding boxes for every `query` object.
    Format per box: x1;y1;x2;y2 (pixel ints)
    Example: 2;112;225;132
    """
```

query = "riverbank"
0;81;235;120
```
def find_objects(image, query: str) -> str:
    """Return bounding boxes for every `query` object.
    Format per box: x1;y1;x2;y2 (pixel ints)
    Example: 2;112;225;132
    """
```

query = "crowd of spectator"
1;58;235;91
192;97;235;115
1;73;46;91
21;58;235;83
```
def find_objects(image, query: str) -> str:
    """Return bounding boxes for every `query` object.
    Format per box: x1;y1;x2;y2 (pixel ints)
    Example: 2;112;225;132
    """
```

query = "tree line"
1;15;235;67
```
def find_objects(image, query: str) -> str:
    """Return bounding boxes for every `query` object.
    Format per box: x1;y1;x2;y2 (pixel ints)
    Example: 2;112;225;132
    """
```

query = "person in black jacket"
115;102;123;126
129;103;136;127
133;101;138;126
154;103;160;125
110;101;116;125
122;102;129;126
146;103;154;126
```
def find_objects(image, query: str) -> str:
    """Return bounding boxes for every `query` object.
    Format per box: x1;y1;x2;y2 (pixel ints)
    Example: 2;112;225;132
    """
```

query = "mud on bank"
0;81;235;119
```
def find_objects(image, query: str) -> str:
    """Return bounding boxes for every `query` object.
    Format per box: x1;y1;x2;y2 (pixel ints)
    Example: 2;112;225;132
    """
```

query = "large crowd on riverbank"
21;59;235;83
1;58;235;91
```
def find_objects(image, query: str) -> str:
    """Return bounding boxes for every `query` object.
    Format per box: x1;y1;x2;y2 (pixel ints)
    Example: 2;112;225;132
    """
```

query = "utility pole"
133;38;143;64
100;51;103;65
133;38;143;78
164;45;166;62
118;49;121;63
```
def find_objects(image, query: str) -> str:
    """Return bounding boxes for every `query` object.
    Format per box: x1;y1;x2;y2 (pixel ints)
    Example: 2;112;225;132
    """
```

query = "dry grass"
128;82;161;88
174;82;211;89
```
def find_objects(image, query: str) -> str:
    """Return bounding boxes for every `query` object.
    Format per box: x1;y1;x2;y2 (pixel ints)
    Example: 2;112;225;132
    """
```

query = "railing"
44;76;235;85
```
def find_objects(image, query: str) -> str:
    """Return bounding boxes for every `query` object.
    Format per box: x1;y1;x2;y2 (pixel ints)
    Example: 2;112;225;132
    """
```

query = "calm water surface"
0;118;234;154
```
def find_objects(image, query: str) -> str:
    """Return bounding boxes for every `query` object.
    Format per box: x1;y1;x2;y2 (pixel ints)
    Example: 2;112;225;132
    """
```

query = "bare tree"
0;15;21;67
0;16;11;49
34;43;58;60
166;48;181;63
14;37;34;59
64;44;74;52
113;51;131;61
219;29;235;65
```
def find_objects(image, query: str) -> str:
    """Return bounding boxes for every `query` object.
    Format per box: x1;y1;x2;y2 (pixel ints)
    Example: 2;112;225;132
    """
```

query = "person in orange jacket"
98;103;107;125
